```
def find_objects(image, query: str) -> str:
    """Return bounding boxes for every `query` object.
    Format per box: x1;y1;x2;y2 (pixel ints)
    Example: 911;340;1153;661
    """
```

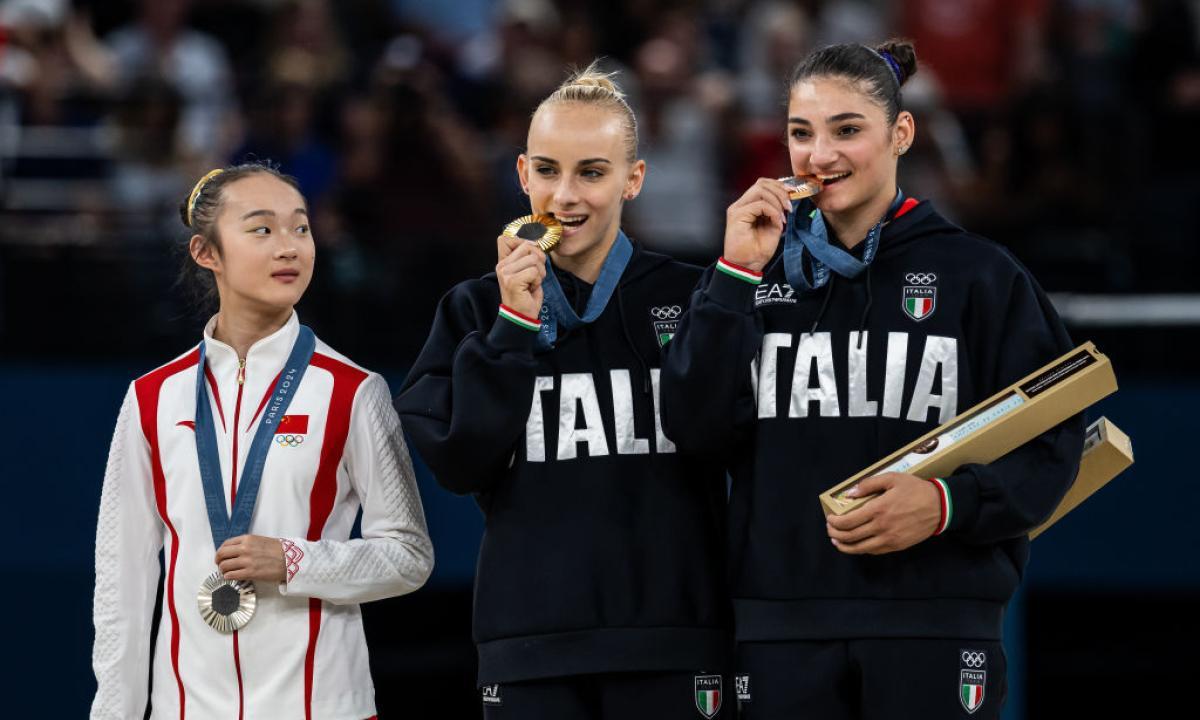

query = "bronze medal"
778;176;823;200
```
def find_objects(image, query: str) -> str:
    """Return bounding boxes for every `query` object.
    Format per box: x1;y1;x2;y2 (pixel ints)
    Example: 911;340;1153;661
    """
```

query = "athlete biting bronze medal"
778;176;823;200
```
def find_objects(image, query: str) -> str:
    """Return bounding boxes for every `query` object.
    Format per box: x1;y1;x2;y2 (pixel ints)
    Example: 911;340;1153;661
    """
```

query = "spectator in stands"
106;0;238;164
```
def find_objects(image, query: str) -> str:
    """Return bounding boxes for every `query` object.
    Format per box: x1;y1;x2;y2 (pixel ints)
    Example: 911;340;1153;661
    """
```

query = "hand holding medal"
194;326;317;633
215;535;288;583
723;177;822;272
496;214;560;320
196;535;287;631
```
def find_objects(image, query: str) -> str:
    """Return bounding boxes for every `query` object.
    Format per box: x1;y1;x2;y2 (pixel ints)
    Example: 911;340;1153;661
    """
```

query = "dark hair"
176;162;303;310
787;39;918;124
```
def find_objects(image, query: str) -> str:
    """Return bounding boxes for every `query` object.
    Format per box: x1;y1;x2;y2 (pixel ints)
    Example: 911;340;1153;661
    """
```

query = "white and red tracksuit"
91;313;434;719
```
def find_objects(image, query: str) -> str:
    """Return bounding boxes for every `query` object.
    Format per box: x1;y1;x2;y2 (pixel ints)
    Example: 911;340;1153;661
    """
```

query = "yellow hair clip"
186;169;225;228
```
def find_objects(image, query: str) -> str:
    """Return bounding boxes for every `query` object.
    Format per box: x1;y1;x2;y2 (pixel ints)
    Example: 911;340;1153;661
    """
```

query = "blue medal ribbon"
783;190;905;292
194;325;316;550
536;230;633;349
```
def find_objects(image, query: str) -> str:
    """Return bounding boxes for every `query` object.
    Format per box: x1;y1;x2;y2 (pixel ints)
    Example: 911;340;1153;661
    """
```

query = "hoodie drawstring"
809;261;873;349
857;263;873;350
616;286;653;394
809;273;836;335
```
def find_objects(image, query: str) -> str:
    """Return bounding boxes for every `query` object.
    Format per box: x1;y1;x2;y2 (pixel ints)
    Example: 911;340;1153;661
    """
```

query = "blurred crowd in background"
1;0;1197;366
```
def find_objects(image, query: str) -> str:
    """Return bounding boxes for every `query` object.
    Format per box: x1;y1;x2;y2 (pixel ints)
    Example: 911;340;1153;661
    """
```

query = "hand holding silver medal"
193;325;317;632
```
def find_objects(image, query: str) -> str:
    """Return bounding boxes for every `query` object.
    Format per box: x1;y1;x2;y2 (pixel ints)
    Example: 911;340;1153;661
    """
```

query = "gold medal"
198;571;257;633
778;176;823;200
502;214;563;252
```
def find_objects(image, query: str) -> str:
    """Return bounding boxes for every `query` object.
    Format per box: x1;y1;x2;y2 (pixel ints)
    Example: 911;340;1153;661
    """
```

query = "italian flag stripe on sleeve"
498;304;541;332
716;257;763;285
930;477;952;535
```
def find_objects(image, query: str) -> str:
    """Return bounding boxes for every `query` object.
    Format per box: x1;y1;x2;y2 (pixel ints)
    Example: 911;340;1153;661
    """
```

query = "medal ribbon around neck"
783;189;905;292
194;325;316;550
536;230;633;349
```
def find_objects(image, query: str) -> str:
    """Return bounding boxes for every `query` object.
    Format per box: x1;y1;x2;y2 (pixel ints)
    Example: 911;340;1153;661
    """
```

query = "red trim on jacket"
301;353;368;719
135;350;200;719
203;364;226;431
246;371;284;430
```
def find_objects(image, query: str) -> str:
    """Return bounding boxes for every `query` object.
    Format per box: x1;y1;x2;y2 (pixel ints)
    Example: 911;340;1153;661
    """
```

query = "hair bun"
875;39;917;87
536;59;639;162
560;63;626;100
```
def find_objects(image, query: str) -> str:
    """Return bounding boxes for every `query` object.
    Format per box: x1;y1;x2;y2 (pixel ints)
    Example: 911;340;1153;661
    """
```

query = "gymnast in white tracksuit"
91;164;434;720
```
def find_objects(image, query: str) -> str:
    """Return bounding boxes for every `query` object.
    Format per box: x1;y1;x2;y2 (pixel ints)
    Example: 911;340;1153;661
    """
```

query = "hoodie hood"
875;199;966;257
550;237;674;306
764;198;963;336
618;237;675;286
765;197;960;278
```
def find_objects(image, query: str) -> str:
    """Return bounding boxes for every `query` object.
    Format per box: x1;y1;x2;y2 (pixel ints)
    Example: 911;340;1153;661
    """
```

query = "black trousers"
480;671;734;720
735;638;1006;720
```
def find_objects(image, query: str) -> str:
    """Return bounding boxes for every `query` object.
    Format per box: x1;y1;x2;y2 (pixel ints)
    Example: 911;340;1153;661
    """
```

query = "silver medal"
197;571;256;633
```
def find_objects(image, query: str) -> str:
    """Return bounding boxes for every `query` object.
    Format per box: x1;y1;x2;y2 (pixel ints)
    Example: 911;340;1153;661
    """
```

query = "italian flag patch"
902;278;937;321
959;649;988;714
694;675;722;718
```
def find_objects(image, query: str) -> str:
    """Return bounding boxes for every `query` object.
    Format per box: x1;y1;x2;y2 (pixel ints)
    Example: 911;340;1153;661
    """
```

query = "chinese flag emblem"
275;415;309;435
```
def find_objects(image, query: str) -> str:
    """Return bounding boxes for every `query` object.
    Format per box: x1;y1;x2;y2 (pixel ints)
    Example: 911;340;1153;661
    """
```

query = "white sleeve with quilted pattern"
279;373;434;604
91;385;163;720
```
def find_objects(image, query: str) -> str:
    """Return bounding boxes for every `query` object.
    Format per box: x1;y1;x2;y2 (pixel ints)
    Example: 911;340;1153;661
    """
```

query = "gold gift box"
819;342;1118;516
1029;417;1133;540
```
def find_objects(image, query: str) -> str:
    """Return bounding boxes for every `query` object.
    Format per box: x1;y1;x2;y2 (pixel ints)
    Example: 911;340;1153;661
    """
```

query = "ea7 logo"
959;649;987;714
735;674;751;702
755;282;797;306
481;684;502;706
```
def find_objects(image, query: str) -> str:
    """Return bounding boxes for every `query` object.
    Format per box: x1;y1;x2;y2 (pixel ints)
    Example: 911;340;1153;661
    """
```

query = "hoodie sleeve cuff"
706;258;762;312
488;305;540;353
939;471;981;535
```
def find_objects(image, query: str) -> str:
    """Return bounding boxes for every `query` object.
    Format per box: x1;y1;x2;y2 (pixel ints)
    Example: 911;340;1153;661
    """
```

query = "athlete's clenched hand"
722;178;795;272
496;234;547;320
216;534;287;583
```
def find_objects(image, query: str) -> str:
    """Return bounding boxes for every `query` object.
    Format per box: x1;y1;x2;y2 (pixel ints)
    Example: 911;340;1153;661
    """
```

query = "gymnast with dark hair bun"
661;40;1084;719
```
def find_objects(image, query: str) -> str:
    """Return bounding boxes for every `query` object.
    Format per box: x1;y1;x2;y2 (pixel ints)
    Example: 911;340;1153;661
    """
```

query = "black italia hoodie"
396;241;730;684
660;198;1085;643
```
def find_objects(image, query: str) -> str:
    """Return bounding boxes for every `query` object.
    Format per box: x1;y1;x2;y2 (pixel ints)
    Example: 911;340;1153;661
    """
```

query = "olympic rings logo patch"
961;651;986;668
905;272;937;285
274;434;305;447
650;305;682;320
